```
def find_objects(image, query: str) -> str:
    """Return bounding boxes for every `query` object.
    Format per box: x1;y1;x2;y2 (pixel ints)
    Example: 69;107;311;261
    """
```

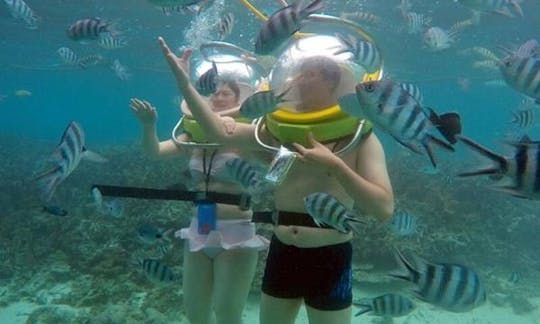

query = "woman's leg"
183;244;214;324
212;248;258;324
305;305;351;324
260;292;302;324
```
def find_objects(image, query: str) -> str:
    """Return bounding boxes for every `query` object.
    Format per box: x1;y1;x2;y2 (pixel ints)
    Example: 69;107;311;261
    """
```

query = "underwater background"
1;0;540;323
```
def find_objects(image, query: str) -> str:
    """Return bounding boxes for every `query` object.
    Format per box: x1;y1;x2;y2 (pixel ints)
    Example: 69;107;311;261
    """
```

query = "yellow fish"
15;89;32;97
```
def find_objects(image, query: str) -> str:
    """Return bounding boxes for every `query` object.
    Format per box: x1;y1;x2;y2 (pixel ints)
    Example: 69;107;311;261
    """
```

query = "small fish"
111;59;131;81
3;0;40;29
137;258;176;284
225;157;262;191
67;18;109;41
137;224;172;245
239;88;289;119
335;34;381;73
148;0;211;15
78;54;104;68
513;39;540;59
195;61;218;96
303;192;364;235
14;89;31;97
97;32;127;49
33;122;107;202
355;293;415;317
468;46;499;61
42;205;68;217
423;27;456;51
510;109;534;128
499;54;540;101
254;0;323;55
457;135;540;200
473;59;498;70
56;47;86;68
217;12;234;40
389;248;486;312
388;209;417;236
403;12;431;34
456;0;523;18
340;11;380;25
338;79;461;167
102;199;124;218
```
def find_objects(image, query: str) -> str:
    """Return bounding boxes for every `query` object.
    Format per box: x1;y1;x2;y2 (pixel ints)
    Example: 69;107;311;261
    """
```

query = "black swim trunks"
261;234;353;311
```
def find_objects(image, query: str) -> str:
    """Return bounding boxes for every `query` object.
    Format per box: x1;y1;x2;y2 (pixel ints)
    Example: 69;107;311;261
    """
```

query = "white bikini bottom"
176;217;269;258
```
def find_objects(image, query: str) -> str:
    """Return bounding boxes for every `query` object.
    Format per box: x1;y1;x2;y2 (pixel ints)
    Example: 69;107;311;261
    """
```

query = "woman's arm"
158;37;260;150
129;98;184;159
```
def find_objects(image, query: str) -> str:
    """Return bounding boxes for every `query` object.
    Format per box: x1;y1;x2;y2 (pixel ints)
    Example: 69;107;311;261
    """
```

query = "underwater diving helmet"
172;41;265;147
256;14;384;151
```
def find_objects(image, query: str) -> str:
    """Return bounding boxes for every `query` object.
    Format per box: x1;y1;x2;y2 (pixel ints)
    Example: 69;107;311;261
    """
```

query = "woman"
158;37;394;324
130;74;268;324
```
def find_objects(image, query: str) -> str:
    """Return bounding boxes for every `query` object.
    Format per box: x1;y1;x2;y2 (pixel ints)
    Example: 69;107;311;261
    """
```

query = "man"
158;36;394;324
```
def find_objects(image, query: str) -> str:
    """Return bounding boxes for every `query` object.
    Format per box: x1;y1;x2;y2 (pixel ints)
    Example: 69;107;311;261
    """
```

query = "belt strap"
92;184;251;210
252;210;330;228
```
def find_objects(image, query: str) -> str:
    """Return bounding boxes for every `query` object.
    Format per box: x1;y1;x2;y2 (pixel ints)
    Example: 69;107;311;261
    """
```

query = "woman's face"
210;84;239;112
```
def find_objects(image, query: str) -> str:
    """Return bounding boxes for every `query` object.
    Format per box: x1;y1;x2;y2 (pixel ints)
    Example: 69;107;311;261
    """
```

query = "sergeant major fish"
137;258;176;284
456;135;540;200
195;61;218;96
33;122;107;202
3;0;39;29
388;209;417;236
389;248;486;312
225;157;262;191
334;34;381;73
304;192;364;235
254;0;323;55
239;88;290;119
499;54;540;102
67;18;110;41
338;79;461;167
354;293;415;317
137;224;172;245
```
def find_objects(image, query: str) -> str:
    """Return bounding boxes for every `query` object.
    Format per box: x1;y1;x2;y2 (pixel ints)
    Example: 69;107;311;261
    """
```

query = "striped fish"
195;62;218;96
97;33;127;49
67;18;110;41
335;34;381;73
239;88;289;119
340;11;380;25
254;0;323;55
457;135;540;200
33;122;107;202
423;27;456;51
404;12;431;34
138;258;176;284
388;209;417;236
303;192;364;235
400;82;423;104
338;79;461;167
78;54;104;68
56;47;85;68
456;0;523;18
514;39;540;59
389;249;486;312
225;157;261;190
354;293;415;317
3;0;39;29
111;59;131;81
217;12;234;40
510;109;534;128
499;55;540;101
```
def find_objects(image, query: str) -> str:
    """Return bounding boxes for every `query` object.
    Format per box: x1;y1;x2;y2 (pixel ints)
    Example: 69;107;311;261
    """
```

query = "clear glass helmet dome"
267;14;384;112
